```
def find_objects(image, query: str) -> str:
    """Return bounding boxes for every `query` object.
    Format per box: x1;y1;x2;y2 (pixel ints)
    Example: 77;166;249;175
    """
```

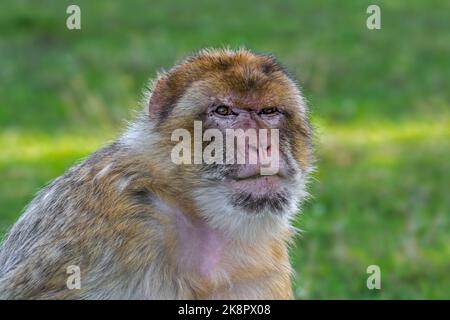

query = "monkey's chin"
227;175;292;214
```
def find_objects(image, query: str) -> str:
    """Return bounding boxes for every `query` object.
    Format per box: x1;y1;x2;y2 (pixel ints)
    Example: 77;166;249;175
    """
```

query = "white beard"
193;168;309;242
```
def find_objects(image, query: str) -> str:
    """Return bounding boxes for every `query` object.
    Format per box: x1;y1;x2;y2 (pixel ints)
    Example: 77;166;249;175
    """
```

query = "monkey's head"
140;48;312;237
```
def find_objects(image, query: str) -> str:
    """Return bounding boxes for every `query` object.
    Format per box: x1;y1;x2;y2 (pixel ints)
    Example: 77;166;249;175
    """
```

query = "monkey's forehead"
197;79;295;111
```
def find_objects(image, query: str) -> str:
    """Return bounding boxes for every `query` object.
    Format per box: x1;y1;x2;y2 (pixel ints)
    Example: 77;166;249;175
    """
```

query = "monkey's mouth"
229;175;283;196
226;163;288;195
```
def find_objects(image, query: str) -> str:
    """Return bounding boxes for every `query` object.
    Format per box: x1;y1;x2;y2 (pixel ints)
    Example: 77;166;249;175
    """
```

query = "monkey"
0;48;313;299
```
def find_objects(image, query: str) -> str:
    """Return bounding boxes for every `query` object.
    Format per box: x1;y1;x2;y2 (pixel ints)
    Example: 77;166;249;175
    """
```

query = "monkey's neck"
173;211;227;278
156;195;291;296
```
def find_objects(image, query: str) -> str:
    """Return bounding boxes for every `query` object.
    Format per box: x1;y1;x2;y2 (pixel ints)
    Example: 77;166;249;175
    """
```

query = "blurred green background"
0;0;449;299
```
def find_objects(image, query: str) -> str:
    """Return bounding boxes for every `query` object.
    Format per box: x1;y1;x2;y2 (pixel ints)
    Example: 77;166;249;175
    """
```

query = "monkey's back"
0;142;174;299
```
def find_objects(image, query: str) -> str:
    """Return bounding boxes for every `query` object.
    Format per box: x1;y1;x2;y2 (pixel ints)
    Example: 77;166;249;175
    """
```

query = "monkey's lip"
233;163;287;180
229;175;283;194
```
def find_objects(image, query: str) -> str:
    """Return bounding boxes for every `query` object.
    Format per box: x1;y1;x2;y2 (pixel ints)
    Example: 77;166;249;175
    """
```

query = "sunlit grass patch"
0;129;116;164
293;117;450;299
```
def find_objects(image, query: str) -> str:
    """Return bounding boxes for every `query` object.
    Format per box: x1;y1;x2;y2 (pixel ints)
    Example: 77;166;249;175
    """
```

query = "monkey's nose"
242;143;272;166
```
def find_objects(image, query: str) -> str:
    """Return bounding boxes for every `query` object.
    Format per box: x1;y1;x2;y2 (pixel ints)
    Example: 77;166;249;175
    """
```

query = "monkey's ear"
148;76;171;120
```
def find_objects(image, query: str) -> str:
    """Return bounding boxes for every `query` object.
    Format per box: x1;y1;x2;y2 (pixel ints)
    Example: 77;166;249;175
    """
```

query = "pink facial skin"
203;100;291;196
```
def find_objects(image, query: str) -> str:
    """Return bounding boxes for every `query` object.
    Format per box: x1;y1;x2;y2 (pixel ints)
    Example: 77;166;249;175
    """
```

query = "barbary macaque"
0;48;313;299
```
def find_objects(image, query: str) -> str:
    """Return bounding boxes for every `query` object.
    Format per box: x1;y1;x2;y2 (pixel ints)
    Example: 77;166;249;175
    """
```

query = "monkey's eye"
214;105;232;116
259;107;279;115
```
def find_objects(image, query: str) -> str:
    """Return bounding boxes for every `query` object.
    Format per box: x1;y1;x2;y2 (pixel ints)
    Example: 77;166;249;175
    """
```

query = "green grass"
0;0;449;299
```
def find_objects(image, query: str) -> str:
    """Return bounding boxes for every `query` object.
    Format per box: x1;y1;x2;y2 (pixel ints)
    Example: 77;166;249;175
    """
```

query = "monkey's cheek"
229;176;283;196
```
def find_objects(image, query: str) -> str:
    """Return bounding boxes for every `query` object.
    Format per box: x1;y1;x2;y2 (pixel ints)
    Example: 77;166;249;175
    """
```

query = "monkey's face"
198;95;305;215
150;49;312;234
